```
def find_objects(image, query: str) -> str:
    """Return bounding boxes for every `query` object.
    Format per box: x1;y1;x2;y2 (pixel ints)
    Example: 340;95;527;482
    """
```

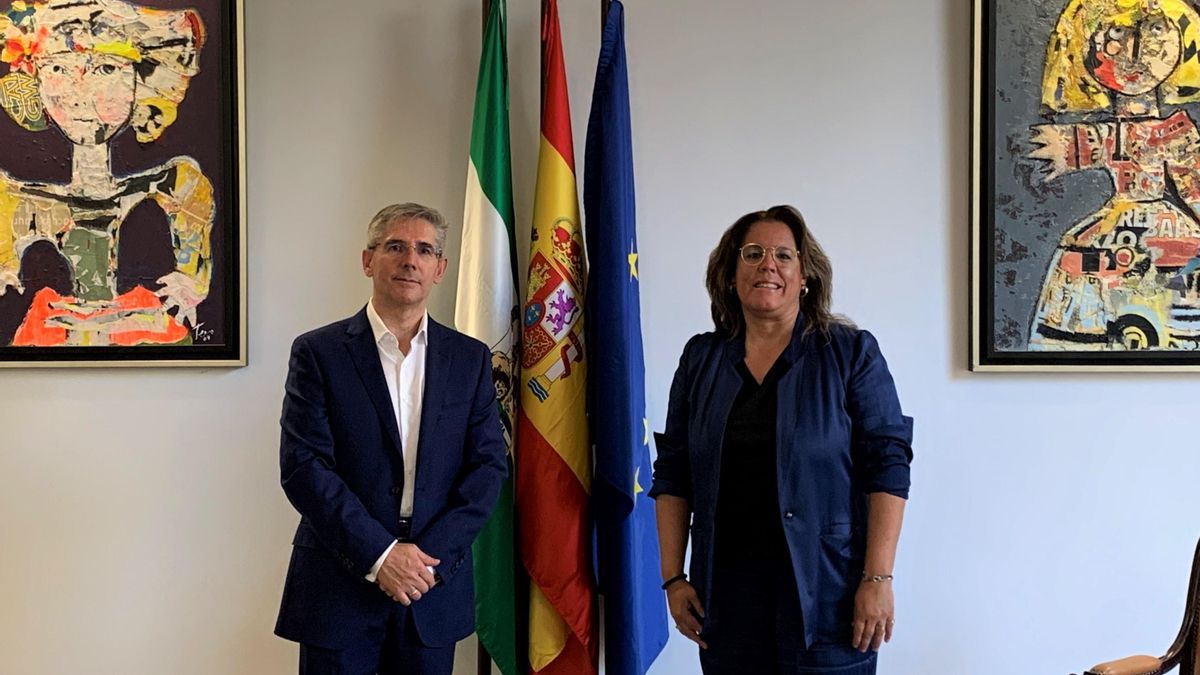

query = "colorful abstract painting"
973;0;1200;370
0;0;243;367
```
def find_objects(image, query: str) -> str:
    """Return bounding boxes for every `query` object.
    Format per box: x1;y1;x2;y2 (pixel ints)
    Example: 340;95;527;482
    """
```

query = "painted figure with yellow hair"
1029;0;1200;350
0;0;212;346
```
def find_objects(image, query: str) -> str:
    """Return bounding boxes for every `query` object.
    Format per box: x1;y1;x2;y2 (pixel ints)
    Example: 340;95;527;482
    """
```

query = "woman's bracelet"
861;573;894;583
661;573;688;590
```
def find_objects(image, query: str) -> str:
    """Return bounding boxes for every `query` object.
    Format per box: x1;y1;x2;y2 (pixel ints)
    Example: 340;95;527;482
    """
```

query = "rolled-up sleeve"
847;330;913;499
649;336;698;502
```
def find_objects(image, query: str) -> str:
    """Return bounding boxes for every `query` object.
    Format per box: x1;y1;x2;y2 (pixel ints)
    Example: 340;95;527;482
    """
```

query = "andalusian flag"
456;2;520;674
516;0;597;672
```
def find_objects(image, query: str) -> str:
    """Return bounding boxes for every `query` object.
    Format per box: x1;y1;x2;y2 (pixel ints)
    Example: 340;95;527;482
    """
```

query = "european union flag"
584;3;669;674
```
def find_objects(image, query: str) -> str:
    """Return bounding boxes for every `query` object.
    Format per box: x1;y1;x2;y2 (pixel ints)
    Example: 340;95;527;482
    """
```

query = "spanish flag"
516;0;597;672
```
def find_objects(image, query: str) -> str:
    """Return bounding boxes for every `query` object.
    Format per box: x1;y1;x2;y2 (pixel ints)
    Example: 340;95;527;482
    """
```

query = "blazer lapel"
776;322;810;487
344;308;404;455
700;338;744;511
413;318;452;521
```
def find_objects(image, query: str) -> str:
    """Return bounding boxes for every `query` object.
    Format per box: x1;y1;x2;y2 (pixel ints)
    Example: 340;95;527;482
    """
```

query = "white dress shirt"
364;300;428;581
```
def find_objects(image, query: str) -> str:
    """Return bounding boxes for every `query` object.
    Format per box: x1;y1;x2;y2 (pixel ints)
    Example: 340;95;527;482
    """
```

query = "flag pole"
601;0;610;34
541;0;549;108
475;0;493;670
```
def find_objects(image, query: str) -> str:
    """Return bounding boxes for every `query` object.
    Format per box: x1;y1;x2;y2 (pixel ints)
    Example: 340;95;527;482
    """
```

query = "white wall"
2;1;1197;674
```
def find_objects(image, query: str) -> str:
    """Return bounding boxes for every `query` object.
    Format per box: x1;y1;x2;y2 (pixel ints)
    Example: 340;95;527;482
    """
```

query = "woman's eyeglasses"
738;244;797;266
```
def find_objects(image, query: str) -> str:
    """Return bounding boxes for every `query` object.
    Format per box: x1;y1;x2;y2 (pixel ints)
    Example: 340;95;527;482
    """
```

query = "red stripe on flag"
540;0;575;172
515;413;596;663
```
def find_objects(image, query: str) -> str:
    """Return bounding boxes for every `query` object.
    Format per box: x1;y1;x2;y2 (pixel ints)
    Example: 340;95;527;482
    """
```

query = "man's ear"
362;249;374;277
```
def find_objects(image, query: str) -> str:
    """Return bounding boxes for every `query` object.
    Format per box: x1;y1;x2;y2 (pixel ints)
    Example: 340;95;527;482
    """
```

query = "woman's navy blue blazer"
649;318;913;648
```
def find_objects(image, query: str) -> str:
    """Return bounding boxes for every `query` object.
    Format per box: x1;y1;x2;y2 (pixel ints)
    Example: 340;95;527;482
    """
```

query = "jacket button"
390;486;402;496
783;511;794;519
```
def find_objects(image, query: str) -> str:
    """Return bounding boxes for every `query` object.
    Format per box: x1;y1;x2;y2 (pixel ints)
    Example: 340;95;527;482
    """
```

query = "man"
275;203;508;674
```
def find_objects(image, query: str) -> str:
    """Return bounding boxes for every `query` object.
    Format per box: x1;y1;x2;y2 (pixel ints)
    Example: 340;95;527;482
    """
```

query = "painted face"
734;219;806;321
1087;12;1181;95
362;218;448;313
37;52;136;145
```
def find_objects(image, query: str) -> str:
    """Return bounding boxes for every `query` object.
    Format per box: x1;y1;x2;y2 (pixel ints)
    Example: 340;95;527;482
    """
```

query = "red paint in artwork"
14;286;189;346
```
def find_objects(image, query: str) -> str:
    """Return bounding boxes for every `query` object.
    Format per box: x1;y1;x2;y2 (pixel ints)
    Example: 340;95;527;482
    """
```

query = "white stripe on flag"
456;158;517;352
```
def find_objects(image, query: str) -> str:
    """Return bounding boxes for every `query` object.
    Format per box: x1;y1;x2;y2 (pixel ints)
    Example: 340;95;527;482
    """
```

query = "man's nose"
398;247;422;265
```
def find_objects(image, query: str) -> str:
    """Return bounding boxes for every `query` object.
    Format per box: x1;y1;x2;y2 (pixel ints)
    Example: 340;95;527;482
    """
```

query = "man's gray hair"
366;203;449;252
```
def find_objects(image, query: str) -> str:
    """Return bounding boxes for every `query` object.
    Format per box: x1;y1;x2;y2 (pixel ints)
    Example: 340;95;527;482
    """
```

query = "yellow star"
643;418;649;446
628;242;639;280
634;466;645;495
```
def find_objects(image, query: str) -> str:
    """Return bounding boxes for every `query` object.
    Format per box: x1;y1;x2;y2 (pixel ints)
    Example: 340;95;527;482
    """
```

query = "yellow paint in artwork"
154;159;214;296
1072;201;1138;244
93;41;143;62
1042;0;1200;112
134;98;179;143
1121;289;1173;333
521;136;591;491
0;177;19;271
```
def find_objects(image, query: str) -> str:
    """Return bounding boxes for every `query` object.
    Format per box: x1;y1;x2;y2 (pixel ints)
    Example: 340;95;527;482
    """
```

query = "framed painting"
0;0;245;367
972;0;1200;371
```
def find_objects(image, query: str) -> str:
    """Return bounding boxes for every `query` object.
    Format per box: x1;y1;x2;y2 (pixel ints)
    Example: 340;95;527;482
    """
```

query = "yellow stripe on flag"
524;136;590;490
528;583;569;671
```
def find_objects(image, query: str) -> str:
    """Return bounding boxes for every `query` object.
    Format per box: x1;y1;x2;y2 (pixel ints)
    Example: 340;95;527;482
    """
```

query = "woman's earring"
799;286;810;298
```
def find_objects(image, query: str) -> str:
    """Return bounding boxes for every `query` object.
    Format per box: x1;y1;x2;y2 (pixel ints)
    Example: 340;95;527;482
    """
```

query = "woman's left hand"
852;579;895;652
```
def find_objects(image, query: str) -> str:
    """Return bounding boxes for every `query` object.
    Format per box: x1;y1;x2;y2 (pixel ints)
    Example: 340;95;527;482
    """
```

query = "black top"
713;358;791;564
709;357;804;648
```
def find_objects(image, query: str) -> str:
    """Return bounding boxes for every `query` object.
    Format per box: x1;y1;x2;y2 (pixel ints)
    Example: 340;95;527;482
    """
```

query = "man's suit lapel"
413;319;452;522
344;308;404;454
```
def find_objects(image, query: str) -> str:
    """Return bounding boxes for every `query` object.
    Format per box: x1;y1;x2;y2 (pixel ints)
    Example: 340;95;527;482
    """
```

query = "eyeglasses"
370;239;443;260
738;243;797;266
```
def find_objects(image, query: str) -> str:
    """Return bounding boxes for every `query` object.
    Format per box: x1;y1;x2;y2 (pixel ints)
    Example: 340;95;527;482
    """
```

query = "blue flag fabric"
583;3;669;674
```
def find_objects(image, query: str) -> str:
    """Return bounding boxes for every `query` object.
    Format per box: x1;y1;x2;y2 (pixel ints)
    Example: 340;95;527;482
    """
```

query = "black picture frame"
972;0;1200;371
0;0;246;368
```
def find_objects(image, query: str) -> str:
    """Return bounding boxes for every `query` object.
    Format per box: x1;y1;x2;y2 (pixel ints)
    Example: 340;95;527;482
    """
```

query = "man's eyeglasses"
738;243;797;266
370;239;443;260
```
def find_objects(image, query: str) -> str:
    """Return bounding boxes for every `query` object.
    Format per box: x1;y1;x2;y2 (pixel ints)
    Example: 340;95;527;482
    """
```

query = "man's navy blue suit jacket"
275;308;508;649
650;319;913;649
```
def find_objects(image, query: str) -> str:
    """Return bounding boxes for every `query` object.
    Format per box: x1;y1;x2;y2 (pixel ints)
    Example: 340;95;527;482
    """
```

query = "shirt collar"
366;300;428;350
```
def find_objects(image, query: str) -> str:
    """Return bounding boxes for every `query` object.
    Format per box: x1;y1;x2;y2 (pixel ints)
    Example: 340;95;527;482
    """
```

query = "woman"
650;205;913;674
0;0;211;347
